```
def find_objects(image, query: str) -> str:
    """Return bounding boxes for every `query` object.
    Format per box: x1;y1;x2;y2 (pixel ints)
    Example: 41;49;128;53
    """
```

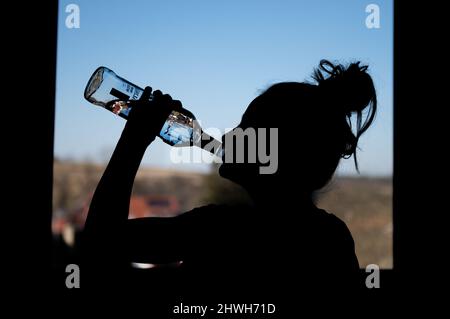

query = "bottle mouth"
84;66;105;102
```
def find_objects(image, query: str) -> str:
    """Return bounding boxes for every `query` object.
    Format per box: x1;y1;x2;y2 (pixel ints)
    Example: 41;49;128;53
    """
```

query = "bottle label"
123;82;142;100
108;83;143;118
109;83;143;101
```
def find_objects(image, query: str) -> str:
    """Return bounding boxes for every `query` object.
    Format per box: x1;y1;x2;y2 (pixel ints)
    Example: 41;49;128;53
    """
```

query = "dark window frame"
40;0;404;289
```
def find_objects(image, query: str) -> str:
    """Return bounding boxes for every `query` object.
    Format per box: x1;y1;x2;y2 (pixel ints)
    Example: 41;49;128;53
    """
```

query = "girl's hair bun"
313;60;377;170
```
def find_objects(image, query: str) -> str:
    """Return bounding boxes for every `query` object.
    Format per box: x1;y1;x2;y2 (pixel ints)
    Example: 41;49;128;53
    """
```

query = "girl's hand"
122;86;183;147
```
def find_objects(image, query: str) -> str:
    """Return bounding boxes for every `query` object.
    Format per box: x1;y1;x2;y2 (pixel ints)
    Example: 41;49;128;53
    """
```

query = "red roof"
129;195;180;219
52;217;67;234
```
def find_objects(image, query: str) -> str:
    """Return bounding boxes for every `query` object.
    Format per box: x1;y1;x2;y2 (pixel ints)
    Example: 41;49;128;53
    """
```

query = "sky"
55;0;393;176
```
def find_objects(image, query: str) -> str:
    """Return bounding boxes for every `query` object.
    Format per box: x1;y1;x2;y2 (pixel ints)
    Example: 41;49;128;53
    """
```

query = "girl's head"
219;60;377;198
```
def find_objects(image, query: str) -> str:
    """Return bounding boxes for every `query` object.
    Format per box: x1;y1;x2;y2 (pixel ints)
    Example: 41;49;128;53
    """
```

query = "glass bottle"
84;66;222;156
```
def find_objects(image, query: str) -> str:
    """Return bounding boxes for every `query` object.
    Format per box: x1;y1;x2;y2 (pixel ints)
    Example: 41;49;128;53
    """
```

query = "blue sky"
55;0;393;176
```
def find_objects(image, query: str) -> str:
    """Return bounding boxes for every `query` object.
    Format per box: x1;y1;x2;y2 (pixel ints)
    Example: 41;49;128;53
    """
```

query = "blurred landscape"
52;159;392;269
317;177;392;268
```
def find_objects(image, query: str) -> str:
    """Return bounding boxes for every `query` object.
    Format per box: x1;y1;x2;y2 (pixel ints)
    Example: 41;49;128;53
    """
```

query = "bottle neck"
198;132;223;158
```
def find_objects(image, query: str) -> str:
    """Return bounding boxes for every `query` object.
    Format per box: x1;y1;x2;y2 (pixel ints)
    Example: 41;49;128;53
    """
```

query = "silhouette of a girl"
82;60;377;292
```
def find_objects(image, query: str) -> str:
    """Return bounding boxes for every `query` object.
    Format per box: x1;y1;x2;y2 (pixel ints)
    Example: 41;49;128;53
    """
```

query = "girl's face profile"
218;99;265;185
